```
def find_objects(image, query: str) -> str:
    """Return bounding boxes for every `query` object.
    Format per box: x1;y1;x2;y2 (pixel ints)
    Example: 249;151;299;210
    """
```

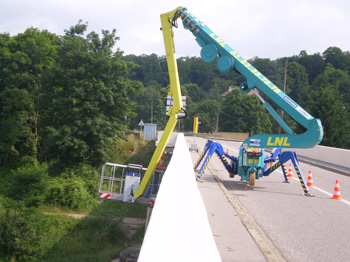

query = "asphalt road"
187;136;350;262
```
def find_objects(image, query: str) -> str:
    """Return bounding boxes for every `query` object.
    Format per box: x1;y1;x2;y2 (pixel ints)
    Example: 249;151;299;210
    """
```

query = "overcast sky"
1;0;349;60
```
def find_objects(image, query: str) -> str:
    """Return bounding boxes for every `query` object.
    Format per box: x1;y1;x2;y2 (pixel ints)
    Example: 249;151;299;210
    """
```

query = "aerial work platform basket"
98;163;164;203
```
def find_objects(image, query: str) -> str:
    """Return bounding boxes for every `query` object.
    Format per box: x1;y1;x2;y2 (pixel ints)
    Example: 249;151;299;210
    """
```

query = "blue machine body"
239;147;265;181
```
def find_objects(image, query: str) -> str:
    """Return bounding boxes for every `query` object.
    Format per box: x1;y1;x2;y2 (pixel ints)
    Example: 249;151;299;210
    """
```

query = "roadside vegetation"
0;22;152;261
0;136;152;262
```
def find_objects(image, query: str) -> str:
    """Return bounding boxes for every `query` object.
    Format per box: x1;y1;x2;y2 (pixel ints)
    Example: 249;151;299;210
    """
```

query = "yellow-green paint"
161;6;183;115
133;7;184;199
134;115;178;198
266;137;290;146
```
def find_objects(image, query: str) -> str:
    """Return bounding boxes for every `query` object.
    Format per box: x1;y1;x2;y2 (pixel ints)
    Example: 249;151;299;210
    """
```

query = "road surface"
187;136;350;262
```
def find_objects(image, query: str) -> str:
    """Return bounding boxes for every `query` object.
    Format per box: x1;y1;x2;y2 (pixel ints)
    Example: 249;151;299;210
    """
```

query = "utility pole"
151;102;153;124
279;59;288;134
215;107;220;132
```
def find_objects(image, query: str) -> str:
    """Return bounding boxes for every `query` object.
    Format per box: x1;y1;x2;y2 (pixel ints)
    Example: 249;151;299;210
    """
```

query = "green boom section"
178;7;323;148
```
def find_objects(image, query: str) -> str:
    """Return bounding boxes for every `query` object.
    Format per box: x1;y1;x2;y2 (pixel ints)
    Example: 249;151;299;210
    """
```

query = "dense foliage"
0;22;148;261
124;48;350;149
0;22;142;171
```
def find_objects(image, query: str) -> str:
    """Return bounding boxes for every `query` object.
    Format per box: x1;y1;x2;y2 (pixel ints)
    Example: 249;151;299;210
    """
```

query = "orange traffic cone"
331;180;342;200
287;163;293;178
306;170;314;187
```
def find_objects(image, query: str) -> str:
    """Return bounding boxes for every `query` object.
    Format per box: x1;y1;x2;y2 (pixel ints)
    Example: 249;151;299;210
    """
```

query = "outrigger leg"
264;150;312;196
289;152;312;196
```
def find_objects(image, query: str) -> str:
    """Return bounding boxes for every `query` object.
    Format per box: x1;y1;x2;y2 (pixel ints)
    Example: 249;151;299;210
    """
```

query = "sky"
1;0;350;60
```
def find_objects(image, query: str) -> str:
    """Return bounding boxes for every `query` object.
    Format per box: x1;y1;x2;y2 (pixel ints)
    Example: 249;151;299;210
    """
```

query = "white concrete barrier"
138;133;222;262
155;131;180;147
292;145;350;169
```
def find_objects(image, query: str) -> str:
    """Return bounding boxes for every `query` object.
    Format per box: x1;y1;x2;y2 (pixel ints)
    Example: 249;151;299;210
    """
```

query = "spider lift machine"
98;6;323;202
193;140;311;195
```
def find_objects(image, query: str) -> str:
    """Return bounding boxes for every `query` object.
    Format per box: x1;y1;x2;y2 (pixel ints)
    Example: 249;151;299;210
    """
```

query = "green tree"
124;54;169;87
309;84;350;148
130;85;167;129
188;57;215;91
219;89;273;135
183;83;207;103
308;64;350;148
310;64;350;111
294;51;325;84
250;57;283;88
185;99;220;133
286;61;309;105
211;77;236;98
322;46;349;70
177;56;192;84
39;21;142;167
0;29;59;168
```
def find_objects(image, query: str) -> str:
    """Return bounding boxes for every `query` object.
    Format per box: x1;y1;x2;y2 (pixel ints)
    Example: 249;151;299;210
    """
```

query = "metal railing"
98;163;164;204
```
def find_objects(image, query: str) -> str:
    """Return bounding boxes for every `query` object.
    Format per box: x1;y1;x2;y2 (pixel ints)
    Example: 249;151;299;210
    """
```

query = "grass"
0;135;154;262
41;201;147;262
89;201;147;218
41;197;147;218
45;135;152;261
109;134;155;168
43;216;127;262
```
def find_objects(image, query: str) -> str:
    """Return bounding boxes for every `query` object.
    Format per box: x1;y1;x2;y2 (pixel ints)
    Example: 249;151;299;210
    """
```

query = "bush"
46;176;94;210
6;162;49;207
0;208;48;261
46;178;65;206
0;206;79;262
60;164;100;197
45;164;100;210
63;177;91;210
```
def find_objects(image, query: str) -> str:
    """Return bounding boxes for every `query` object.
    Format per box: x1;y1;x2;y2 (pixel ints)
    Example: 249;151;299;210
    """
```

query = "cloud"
1;0;350;59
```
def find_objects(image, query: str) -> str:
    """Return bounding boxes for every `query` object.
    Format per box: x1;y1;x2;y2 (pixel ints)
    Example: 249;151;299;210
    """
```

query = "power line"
219;110;252;120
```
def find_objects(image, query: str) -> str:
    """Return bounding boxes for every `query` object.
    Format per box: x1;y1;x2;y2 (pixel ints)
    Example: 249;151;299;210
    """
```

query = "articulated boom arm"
133;7;184;199
174;7;323;148
134;6;323;199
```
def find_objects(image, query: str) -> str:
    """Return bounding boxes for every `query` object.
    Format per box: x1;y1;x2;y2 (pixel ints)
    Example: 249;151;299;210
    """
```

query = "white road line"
310;185;333;197
301;180;350;206
341;199;350;206
275;169;350;206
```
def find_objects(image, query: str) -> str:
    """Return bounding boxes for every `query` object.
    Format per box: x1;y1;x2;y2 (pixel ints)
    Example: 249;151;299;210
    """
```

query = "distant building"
220;86;235;99
220;86;256;100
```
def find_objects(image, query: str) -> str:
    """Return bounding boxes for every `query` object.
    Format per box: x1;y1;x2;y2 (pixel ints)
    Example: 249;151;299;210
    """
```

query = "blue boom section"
178;8;323;148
